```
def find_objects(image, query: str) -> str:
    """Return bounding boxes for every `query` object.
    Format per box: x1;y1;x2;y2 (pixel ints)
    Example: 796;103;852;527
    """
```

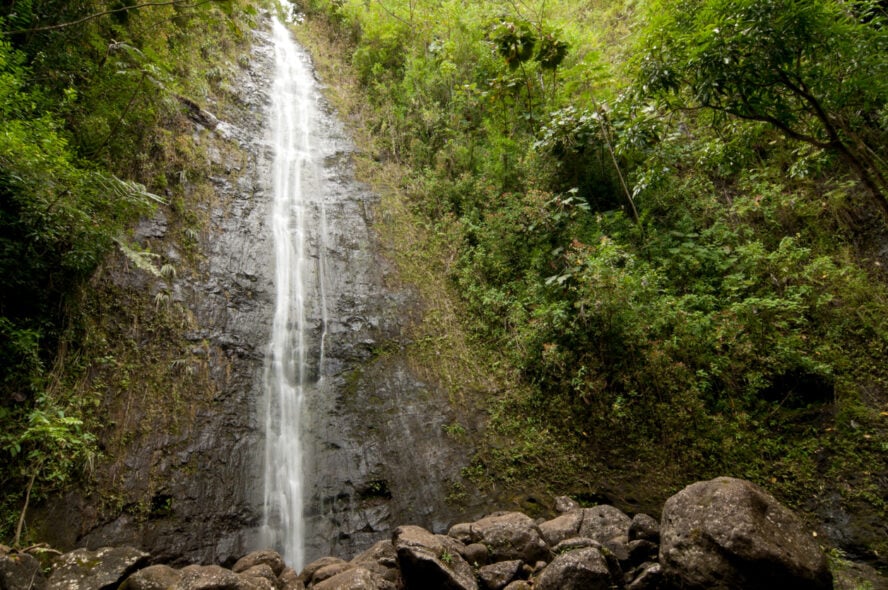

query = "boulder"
238;564;278;588
232;550;285;577
277;568;302;590
0;551;47;590
477;560;523;590
297;558;346;586
349;540;400;584
120;565;182;590
628;514;659;543
534;546;614;590
460;512;550;563
48;546;149;590
393;525;477;590
539;512;581;547
351;541;398;570
447;523;476;545
660;477;833;590
539;505;630;548
460;543;488;567
176;564;245;590
312;567;393;590
502;583;531;590
311;562;353;586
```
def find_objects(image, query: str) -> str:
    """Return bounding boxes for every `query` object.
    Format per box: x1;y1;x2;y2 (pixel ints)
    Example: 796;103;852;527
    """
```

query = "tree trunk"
13;470;38;547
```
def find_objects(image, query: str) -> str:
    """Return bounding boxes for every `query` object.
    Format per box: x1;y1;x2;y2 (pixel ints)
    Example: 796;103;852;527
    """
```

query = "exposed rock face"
659;477;834;590
30;10;493;566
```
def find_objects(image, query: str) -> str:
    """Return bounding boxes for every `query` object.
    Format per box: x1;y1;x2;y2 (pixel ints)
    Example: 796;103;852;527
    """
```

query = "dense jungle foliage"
293;0;888;561
0;0;263;542
1;0;886;566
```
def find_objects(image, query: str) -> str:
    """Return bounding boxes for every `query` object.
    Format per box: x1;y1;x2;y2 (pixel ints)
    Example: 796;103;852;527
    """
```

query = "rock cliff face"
30;12;489;565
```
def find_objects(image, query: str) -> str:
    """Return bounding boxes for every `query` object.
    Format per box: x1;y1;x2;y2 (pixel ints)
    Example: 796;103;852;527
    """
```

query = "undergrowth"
291;0;888;564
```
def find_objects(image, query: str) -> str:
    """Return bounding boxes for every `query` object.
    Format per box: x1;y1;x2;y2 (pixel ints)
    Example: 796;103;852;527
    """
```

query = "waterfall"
261;15;327;571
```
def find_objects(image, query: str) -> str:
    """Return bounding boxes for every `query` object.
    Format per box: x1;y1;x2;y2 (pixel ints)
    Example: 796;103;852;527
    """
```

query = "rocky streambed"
5;478;885;590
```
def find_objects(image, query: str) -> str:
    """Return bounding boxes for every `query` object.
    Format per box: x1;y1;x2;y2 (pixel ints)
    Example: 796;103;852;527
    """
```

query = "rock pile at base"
3;477;877;589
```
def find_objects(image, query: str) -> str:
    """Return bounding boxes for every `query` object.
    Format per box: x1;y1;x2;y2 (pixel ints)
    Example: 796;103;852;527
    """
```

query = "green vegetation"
294;0;888;560
0;0;263;544
1;0;885;565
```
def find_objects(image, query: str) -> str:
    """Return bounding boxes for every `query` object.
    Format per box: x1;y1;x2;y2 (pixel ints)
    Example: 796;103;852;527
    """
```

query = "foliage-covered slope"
294;0;888;563
0;0;264;543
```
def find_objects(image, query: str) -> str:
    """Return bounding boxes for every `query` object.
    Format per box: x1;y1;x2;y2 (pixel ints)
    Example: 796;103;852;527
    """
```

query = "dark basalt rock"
477;560;523;590
393;525;477;590
534;546;614;590
47;546;149;590
449;512;550;564
119;564;181;590
6;479;876;590
0;550;47;590
659;477;833;590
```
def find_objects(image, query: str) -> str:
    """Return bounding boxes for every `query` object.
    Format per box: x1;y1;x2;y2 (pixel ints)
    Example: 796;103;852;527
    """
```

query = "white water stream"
261;15;328;570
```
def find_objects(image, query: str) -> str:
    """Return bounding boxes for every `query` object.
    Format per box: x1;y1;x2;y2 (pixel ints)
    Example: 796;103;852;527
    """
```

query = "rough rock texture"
393;525;477;590
539;505;631;558
477;560;523;590
449;512;550;564
629;513;660;543
239;564;277;587
461;543;489;567
176;564;246;590
349;541;400;583
47;546;149;590
534;547;614;590
660;477;833;590
0;551;47;590
232;550;285;576
298;558;346;586
311;562;353;586
120;565;182;590
627;562;662;590
313;567;393;590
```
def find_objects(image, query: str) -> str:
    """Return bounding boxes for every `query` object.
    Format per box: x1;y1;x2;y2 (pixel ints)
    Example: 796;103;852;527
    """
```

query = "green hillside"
293;0;888;563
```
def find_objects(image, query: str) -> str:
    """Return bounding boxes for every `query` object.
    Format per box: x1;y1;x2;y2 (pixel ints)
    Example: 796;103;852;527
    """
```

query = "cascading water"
261;14;327;571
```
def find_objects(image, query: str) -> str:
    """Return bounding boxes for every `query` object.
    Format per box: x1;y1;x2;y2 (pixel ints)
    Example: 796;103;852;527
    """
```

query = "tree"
0;397;95;546
638;0;888;216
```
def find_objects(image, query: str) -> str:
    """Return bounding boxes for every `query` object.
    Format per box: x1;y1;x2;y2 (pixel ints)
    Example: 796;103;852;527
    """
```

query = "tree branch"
6;0;216;35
